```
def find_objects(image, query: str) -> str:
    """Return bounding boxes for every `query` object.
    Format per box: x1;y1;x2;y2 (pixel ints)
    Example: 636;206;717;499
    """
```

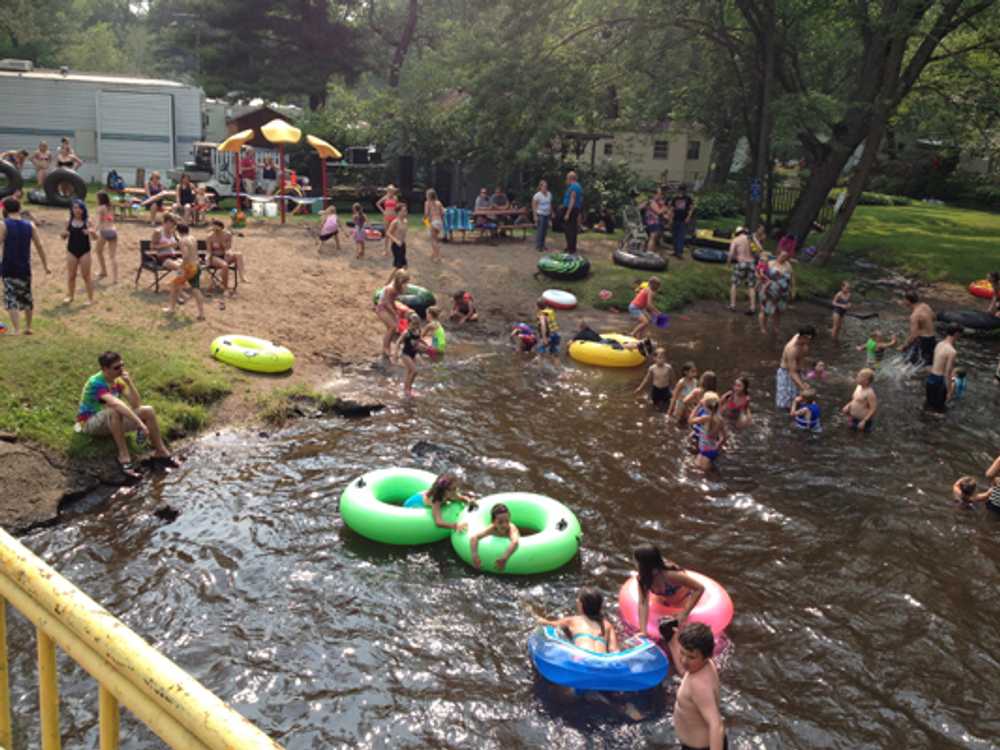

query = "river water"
7;303;1000;749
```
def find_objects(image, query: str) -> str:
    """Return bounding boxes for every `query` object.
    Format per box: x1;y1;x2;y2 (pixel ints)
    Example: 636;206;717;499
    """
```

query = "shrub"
693;188;743;219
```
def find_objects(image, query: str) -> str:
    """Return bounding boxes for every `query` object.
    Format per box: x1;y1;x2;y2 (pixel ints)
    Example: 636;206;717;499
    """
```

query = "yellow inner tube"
211;335;295;373
568;333;645;368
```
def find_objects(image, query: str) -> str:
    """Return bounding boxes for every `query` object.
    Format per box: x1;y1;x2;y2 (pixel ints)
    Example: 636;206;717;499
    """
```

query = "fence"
765;184;835;226
0;527;284;750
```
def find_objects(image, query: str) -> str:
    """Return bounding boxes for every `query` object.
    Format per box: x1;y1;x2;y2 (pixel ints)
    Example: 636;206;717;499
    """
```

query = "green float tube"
339;467;462;545
451;492;582;575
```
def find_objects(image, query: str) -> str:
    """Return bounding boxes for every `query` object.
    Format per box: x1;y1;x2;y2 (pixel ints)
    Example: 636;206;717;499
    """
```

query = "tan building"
589;126;715;187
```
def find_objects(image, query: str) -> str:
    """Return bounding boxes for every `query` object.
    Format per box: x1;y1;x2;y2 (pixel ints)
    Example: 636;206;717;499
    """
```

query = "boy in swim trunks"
926;324;959;413
536;298;560;354
386;203;408;269
898;291;936;367
162;224;205;320
628;276;662;338
840;368;877;432
469;503;520;571
635;347;675;411
673;622;727;750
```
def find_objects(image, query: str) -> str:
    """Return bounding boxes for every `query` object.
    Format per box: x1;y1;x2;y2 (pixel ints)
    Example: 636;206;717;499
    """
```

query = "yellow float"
568;333;645;368
211;335;294;373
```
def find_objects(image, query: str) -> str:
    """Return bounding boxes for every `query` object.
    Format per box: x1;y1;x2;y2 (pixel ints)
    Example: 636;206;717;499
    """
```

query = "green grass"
0;318;230;458
256;385;338;426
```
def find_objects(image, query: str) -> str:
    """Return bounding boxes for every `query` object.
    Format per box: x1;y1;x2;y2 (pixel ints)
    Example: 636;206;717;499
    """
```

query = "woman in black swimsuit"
60;199;96;305
175;174;196;224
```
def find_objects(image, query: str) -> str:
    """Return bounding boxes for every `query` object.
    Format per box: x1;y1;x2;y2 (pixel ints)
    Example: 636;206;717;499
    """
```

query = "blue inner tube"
528;625;669;692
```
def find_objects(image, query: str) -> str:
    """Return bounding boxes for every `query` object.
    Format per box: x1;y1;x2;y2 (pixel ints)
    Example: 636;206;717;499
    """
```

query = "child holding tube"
470;503;519;571
402;472;469;531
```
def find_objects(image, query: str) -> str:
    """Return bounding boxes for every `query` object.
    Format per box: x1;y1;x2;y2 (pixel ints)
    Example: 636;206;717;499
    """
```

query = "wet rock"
153;505;180;523
332;398;385;418
0;441;69;529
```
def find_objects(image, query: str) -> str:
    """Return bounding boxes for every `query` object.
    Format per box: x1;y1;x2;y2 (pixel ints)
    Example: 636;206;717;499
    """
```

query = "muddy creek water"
8;305;1000;749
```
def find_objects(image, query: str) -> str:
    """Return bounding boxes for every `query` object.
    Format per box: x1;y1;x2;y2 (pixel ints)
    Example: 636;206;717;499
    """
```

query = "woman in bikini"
56;138;83;170
633;544;706;637
375;269;410;357
535;588;620;654
376;185;399;257
205;220;247;301
30;141;54;185
60;199;96;305
93;191;119;283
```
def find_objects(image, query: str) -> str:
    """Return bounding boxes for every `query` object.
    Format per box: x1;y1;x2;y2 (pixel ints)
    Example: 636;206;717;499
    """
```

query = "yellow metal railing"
0;527;284;750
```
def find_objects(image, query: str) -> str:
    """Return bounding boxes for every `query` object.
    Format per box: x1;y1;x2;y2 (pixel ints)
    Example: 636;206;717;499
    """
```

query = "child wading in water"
352;203;367;259
673;623;727;750
537;298;560;354
720;376;752;428
451;290;478;323
790;388;822;432
634;347;675;412
629;277;662;338
163;224;205;320
402;472;470;531
395;310;428;397
422;306;447;361
469;503;520;571
317;205;341;251
841;368;877;432
534;587;620;653
668;362;699;424
857;329;897;370
689;391;727;470
830;281;851;340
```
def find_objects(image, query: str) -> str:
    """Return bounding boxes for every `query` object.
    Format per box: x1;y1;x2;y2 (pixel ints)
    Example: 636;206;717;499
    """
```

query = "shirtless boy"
926;324;960;413
673;622;727;750
727;227;756;314
162;224;205;320
841;368;877;432
776;326;815;409
634;347;675;411
898;291;936;368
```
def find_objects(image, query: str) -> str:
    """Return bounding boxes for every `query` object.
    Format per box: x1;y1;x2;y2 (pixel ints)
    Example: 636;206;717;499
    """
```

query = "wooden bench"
495;224;533;241
135;240;238;292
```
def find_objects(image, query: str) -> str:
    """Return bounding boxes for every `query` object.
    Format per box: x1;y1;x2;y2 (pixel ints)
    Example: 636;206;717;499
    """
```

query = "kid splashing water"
857;329;897;370
470;503;520;571
720;376;752;428
689;391;727;470
402;472;470;531
535;587;619;653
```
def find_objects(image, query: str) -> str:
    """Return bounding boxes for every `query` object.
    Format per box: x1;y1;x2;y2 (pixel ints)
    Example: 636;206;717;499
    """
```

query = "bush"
693;187;743;219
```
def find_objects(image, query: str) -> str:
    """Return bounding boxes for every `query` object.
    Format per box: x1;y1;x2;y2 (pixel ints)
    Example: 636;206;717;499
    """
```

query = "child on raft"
318;205;340;251
352;202;367;259
571;320;654;354
402;472;469;531
451;290;478;323
470;503;520;571
537;298;560;355
511;322;538;353
830;281;851;340
163;224;205;320
376;270;409;358
791;388;822;432
689;392;727;470
628;276;662;339
634;347;675;412
633;545;705;637
857;329;897;369
668;362;699;424
719;376;752;428
535;587;620;654
841;368;877;432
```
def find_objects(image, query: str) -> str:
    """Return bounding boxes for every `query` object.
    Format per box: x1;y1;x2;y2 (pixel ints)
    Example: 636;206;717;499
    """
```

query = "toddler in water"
790;389;822;433
840;368;877;432
535;587;620;653
689;392;727;470
510;322;537;353
857;329;897;369
950;367;967;401
805;360;828;382
720;376;752;428
318;205;340;251
634;347;675;412
451;290;478;323
402;472;470;531
536;298;560;355
469;503;520;571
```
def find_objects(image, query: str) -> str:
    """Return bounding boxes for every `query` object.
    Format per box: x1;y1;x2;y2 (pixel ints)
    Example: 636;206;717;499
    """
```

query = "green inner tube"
372;284;436;314
451;492;582;575
538;253;591;280
340;468;461;545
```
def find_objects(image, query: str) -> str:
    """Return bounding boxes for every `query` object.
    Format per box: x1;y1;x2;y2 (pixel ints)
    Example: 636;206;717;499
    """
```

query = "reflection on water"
8;307;1000;749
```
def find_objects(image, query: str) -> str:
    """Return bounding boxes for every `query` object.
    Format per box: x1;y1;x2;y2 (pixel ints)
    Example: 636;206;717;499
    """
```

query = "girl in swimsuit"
424;188;445;262
94;191;118;283
376;186;399;257
682;371;718;448
830;281;851;340
352;203;367;259
60;199;96;305
668;362;699;424
377;269;410;357
31;142;53;185
402;472;470;531
720;376;752;428
634;545;706;637
689;392;727;470
535;587;620;654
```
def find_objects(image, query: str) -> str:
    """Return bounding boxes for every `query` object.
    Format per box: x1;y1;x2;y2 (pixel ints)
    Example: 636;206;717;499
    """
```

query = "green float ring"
537;253;591;280
451;492;582;575
339;467;462;545
372;284;437;317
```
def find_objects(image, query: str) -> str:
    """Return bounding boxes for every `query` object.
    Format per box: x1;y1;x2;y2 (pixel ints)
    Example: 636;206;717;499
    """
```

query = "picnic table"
471;207;533;241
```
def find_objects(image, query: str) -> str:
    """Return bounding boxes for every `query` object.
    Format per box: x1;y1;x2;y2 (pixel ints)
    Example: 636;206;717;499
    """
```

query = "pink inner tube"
618;570;733;639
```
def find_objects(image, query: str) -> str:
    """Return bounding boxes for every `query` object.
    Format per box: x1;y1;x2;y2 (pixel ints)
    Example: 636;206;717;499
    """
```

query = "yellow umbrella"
260;119;302;224
306;135;342;209
218;129;255;208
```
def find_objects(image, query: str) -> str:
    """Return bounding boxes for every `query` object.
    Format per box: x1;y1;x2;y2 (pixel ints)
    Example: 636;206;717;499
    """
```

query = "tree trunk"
746;0;775;231
387;0;420;88
704;128;737;188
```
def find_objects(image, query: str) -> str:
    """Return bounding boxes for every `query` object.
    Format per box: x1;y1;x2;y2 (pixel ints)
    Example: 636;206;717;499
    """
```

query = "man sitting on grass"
75;351;178;478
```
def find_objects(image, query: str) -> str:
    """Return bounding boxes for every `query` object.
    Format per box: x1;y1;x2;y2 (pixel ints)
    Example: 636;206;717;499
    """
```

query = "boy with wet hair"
674;622;727;750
